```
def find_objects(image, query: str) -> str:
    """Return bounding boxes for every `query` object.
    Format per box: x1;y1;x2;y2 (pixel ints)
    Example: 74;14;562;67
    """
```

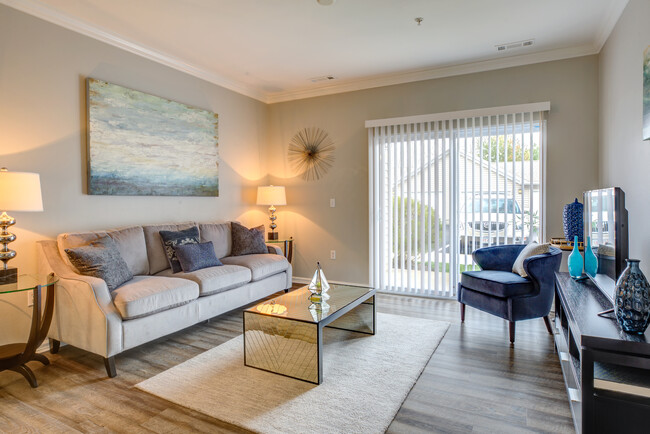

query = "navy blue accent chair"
457;244;562;343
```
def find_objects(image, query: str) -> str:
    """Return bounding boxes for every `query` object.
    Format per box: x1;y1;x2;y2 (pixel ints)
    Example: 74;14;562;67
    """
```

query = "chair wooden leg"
509;321;515;343
10;365;38;388
103;356;117;378
543;315;553;335
32;353;50;366
49;338;60;354
460;303;466;322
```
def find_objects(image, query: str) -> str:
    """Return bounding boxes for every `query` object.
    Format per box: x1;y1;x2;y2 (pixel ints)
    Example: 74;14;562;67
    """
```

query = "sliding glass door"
368;104;547;298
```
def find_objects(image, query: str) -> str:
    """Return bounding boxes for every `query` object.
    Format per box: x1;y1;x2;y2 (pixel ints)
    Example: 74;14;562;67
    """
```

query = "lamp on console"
0;168;43;284
256;185;286;241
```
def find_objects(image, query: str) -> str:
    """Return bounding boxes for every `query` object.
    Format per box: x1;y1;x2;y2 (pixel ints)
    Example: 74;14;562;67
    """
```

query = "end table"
267;237;294;263
0;273;58;388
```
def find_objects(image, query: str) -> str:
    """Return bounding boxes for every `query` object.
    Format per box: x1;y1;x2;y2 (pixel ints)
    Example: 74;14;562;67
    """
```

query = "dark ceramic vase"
563;198;583;243
615;259;650;334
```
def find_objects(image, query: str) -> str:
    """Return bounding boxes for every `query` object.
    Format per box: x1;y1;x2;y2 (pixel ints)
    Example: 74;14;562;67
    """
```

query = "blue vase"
567;236;583;278
615;259;650;334
584;236;598;277
563;198;584;243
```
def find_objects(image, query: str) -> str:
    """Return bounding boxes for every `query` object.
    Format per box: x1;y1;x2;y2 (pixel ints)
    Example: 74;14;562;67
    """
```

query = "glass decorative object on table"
584;236;598;277
568;236;584;278
308;262;330;302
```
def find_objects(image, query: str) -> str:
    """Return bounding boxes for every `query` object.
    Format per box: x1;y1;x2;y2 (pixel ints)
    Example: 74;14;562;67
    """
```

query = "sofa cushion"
107;226;149;275
460;270;534;298
65;236;134;291
221;254;289;282
143;222;197;274
199;222;231;259
111;275;199;320
156;265;251;296
57;230;108;270
176;241;223;272
231;222;267;256
159;226;200;273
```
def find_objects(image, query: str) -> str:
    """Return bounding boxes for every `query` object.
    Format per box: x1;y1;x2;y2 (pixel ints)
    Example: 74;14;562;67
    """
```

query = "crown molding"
593;0;629;51
265;44;600;104
0;0;268;103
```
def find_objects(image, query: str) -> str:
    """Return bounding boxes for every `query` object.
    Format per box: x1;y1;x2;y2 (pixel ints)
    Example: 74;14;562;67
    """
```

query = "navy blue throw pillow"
159;226;200;273
175;241;223;273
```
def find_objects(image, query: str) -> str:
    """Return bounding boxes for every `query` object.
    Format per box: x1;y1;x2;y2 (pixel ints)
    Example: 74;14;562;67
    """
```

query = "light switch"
330;198;336;208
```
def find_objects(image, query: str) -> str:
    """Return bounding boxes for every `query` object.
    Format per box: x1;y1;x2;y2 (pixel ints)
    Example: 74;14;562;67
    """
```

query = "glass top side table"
267;237;293;263
0;273;58;388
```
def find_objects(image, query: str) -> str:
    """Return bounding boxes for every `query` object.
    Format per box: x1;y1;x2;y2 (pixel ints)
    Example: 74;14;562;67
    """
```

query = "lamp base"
0;267;17;285
267;232;279;241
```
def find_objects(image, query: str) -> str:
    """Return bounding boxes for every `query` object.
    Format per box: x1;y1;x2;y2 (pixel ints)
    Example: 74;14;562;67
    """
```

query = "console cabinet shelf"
554;272;650;433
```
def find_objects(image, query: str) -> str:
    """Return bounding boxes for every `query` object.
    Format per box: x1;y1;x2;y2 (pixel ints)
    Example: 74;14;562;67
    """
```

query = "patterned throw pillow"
159;226;200;273
512;242;551;277
65;236;134;291
175;241;223;273
231;222;267;256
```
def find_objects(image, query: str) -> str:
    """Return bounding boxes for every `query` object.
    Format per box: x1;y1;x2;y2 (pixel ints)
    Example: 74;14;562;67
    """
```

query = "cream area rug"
136;313;449;434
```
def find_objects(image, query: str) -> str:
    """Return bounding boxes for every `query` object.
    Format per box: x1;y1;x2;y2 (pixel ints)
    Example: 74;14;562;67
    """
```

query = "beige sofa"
36;221;292;377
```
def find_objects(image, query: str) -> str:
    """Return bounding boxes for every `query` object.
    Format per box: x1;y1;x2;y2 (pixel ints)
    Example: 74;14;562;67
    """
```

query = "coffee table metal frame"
243;285;376;384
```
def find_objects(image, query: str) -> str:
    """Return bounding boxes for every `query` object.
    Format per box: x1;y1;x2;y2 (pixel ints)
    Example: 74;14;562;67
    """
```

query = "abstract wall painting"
87;78;219;196
644;46;650;141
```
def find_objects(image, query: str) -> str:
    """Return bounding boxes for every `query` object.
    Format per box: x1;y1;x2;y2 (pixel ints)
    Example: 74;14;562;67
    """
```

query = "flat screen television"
583;187;629;306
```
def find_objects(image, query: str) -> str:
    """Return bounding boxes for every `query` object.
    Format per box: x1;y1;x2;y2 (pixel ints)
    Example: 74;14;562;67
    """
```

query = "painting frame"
86;78;219;196
644;46;650;141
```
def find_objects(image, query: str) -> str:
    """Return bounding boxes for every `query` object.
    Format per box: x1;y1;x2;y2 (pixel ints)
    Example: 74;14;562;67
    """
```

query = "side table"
0;273;58;388
267;237;293;263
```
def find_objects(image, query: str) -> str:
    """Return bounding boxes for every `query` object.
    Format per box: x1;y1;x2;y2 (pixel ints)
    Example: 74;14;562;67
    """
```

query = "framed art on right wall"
644;46;650;140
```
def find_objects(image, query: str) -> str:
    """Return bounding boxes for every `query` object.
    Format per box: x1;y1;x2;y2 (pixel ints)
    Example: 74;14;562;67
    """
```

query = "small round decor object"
615;259;650;334
563;198;583;243
288;127;335;181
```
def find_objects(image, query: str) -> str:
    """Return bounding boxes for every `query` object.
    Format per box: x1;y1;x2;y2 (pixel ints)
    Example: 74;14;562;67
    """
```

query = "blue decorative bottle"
567;236;583;278
615;259;650;334
584;236;598;277
563;198;583;243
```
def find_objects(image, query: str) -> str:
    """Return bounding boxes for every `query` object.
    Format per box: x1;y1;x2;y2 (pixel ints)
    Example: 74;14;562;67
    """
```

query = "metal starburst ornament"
288;127;335;181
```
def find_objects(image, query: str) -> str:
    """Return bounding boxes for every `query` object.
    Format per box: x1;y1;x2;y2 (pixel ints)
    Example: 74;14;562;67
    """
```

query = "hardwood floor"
0;287;574;433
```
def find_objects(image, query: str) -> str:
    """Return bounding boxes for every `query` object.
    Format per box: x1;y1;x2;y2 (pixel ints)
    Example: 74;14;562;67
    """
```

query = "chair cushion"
156;265;251;296
111;276;199;320
221;254;289;281
107;226;149;275
460;270;534;298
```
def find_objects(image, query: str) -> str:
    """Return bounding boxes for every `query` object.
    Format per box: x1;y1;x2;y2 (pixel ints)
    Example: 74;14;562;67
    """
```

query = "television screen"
583;187;628;305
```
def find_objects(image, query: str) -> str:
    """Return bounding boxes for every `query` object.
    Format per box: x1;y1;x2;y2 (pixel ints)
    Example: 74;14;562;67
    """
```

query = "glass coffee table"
243;284;376;384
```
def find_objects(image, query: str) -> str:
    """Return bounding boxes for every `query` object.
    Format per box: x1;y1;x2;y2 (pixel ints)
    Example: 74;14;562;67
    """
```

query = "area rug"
136;313;449;434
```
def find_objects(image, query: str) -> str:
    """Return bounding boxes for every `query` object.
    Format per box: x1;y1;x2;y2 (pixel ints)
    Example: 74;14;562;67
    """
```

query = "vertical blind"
367;102;550;298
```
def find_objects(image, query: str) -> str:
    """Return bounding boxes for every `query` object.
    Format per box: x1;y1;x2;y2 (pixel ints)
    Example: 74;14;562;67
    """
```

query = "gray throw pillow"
231;222;267;256
159;226;200;273
65;236;134;291
175;241;223;272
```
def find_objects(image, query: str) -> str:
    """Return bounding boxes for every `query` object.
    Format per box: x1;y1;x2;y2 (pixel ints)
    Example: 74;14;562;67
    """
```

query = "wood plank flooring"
0;286;574;433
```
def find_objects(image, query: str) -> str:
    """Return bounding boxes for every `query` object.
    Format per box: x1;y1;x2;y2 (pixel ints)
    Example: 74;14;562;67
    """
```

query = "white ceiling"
2;0;628;103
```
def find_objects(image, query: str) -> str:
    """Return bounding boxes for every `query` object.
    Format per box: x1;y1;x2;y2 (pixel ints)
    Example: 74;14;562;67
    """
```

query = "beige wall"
0;6;269;343
268;56;600;283
599;0;650;268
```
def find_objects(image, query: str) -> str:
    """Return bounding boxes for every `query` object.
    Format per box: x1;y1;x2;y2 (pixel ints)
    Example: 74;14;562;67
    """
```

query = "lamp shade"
256;185;286;206
0;169;44;212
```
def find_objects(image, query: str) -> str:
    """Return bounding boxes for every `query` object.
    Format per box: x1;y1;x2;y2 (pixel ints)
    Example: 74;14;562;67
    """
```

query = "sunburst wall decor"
288;127;335;181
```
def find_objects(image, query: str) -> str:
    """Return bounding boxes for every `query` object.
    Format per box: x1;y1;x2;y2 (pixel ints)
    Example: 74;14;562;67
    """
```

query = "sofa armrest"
472;244;527;271
37;240;123;357
266;244;283;255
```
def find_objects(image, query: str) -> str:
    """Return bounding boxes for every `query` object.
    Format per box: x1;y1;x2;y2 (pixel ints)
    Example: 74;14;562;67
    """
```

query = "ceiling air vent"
496;39;534;52
310;75;337;83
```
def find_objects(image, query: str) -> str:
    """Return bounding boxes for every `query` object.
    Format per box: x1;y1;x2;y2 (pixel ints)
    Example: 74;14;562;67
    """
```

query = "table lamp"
0;168;44;284
256;185;286;240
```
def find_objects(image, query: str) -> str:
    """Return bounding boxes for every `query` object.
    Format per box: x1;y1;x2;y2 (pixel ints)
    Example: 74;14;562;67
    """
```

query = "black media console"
554;272;650;433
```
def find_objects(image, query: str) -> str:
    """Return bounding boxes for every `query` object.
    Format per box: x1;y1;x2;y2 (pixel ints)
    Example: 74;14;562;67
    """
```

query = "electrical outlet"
27;291;34;307
330;198;336;208
330;250;336;260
